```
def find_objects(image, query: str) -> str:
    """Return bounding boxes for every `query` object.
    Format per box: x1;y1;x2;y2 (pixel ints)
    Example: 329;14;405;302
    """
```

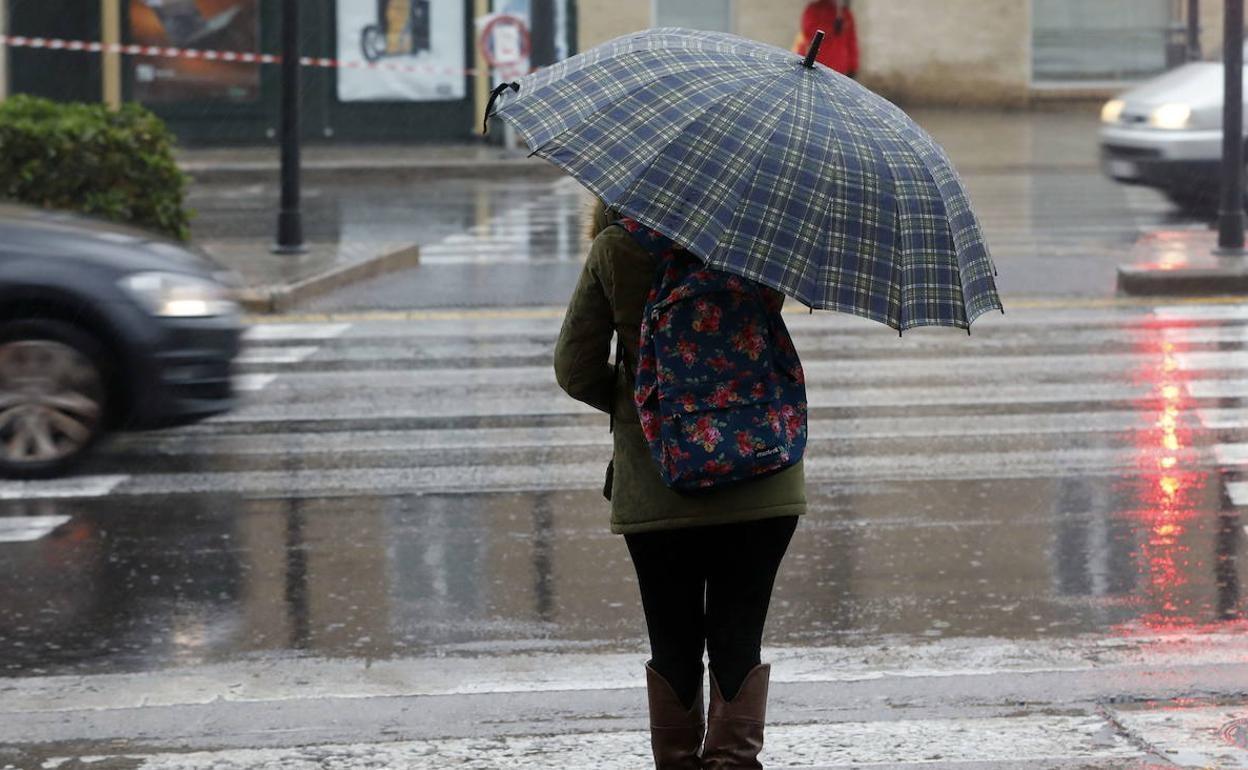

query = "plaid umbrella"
488;28;1002;333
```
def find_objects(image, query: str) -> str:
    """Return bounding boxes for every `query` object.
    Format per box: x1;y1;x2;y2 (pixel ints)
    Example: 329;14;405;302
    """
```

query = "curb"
1118;263;1248;296
181;159;562;186
239;244;422;314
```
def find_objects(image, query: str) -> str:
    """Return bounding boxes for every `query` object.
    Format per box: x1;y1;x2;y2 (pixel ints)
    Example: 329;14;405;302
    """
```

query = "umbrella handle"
802;30;825;69
483;81;520;135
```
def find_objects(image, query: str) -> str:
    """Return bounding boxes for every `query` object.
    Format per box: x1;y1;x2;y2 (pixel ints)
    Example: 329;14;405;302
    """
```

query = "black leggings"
624;515;798;708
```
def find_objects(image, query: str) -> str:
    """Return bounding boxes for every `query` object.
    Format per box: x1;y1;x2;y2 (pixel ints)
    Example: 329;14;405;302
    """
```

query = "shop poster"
128;0;260;103
336;0;467;102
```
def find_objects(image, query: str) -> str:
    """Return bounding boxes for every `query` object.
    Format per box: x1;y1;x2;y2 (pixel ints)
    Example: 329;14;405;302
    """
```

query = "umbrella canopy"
489;28;1002;333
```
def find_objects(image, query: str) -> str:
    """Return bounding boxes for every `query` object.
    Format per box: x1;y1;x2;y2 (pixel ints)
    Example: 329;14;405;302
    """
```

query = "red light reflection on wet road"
1118;319;1216;634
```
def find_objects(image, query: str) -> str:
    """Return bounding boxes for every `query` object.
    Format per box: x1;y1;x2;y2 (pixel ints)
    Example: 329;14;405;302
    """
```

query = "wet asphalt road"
6;302;1248;767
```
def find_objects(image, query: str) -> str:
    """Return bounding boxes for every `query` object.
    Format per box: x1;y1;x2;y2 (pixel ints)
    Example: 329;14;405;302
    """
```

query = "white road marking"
227;377;1156;414
1164;325;1248;344
235;346;318;365
232;374;277;392
0;515;72;543
218;353;1248;393
1223;482;1248;507
246;302;1219;336
127;411;1158;457
1186;379;1248;399
1154;304;1248;321
242;323;350;341
0;446;1200;501
0;475;127;501
408;180;588;267
1175;351;1248;372
1214;443;1248;466
1199;408;1248;429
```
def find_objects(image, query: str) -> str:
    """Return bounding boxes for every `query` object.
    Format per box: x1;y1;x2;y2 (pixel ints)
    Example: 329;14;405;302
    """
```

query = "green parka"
553;205;807;535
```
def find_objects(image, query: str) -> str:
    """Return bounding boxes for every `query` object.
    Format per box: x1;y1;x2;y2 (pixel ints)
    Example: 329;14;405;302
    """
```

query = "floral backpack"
619;218;808;492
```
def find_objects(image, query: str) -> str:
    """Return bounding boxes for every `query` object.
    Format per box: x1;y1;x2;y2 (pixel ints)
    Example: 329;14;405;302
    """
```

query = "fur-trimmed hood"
586;198;621;242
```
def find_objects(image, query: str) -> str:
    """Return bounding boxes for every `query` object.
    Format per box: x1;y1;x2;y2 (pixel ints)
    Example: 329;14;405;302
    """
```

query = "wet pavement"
5;300;1248;767
3;305;1248;674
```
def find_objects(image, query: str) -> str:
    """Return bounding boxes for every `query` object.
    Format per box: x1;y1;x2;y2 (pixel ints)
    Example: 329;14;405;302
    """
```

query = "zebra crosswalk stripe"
5;301;1248;503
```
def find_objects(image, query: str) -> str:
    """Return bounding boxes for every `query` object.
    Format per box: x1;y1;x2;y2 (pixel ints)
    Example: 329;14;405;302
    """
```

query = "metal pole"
472;0;490;136
1188;0;1201;60
530;0;556;68
101;0;122;109
1217;0;1244;253
273;0;305;255
0;0;9;102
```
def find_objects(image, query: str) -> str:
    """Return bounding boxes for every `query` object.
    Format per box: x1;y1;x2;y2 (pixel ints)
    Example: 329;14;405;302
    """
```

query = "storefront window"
1032;0;1172;82
128;0;261;104
653;0;733;33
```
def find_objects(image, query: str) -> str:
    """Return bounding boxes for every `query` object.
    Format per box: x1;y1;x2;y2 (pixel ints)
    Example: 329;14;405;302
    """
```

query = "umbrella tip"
802;30;825;68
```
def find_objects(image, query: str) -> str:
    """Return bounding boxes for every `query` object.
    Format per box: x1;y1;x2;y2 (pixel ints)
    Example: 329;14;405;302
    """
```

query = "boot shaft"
701;663;770;770
645;662;705;770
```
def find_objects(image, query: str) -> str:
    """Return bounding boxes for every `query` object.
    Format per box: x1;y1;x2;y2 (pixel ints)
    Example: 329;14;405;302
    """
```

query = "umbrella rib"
814;76;972;330
515;55;792;153
609;71;804;217
721;73;827;303
619;75;810;273
841;78;1001;324
802;78;904;328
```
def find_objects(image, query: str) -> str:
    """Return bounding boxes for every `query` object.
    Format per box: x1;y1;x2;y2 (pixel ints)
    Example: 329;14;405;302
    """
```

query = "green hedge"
0;95;191;240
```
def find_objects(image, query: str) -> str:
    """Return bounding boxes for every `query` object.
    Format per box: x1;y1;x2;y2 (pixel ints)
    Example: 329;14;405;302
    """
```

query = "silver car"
1100;41;1247;211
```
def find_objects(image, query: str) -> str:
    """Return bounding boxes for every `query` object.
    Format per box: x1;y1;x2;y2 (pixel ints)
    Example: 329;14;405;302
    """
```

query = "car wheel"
0;320;109;480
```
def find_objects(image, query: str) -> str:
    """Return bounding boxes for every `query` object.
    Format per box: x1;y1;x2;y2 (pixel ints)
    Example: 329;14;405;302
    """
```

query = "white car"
1100;41;1247;211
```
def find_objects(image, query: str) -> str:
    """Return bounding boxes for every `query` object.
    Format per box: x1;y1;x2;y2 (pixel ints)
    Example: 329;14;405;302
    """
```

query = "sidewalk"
180;141;561;312
181;107;1110;313
1118;227;1248;296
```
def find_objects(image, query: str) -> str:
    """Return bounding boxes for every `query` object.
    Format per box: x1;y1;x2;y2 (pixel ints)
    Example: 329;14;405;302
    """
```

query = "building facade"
579;0;1226;108
0;1;1231;144
0;0;574;143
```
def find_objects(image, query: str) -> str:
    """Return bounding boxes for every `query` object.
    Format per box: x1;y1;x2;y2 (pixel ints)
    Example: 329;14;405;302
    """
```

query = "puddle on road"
0;472;1243;677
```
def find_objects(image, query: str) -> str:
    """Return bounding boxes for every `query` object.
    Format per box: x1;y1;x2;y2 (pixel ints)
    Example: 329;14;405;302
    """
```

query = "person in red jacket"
793;0;859;78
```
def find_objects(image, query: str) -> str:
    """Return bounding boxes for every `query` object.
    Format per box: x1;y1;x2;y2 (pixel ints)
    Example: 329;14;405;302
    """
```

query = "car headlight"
118;271;238;317
1149;103;1192;130
1101;99;1126;124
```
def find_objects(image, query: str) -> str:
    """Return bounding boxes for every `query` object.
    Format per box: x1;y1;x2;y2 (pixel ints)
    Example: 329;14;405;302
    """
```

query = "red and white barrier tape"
0;34;481;77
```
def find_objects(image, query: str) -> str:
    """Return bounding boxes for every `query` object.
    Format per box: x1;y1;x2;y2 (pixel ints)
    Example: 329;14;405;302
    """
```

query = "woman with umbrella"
555;198;807;769
487;27;1001;769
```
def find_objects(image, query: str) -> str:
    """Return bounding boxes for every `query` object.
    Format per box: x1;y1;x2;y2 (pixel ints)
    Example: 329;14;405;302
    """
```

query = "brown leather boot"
645;662;705;770
701;663;770;770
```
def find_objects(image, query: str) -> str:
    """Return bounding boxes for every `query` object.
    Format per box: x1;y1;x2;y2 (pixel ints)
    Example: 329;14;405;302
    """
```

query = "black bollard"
1217;0;1245;253
273;0;306;255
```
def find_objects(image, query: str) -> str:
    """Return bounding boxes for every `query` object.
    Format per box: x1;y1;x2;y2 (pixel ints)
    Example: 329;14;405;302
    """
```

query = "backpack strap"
609;218;669;435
